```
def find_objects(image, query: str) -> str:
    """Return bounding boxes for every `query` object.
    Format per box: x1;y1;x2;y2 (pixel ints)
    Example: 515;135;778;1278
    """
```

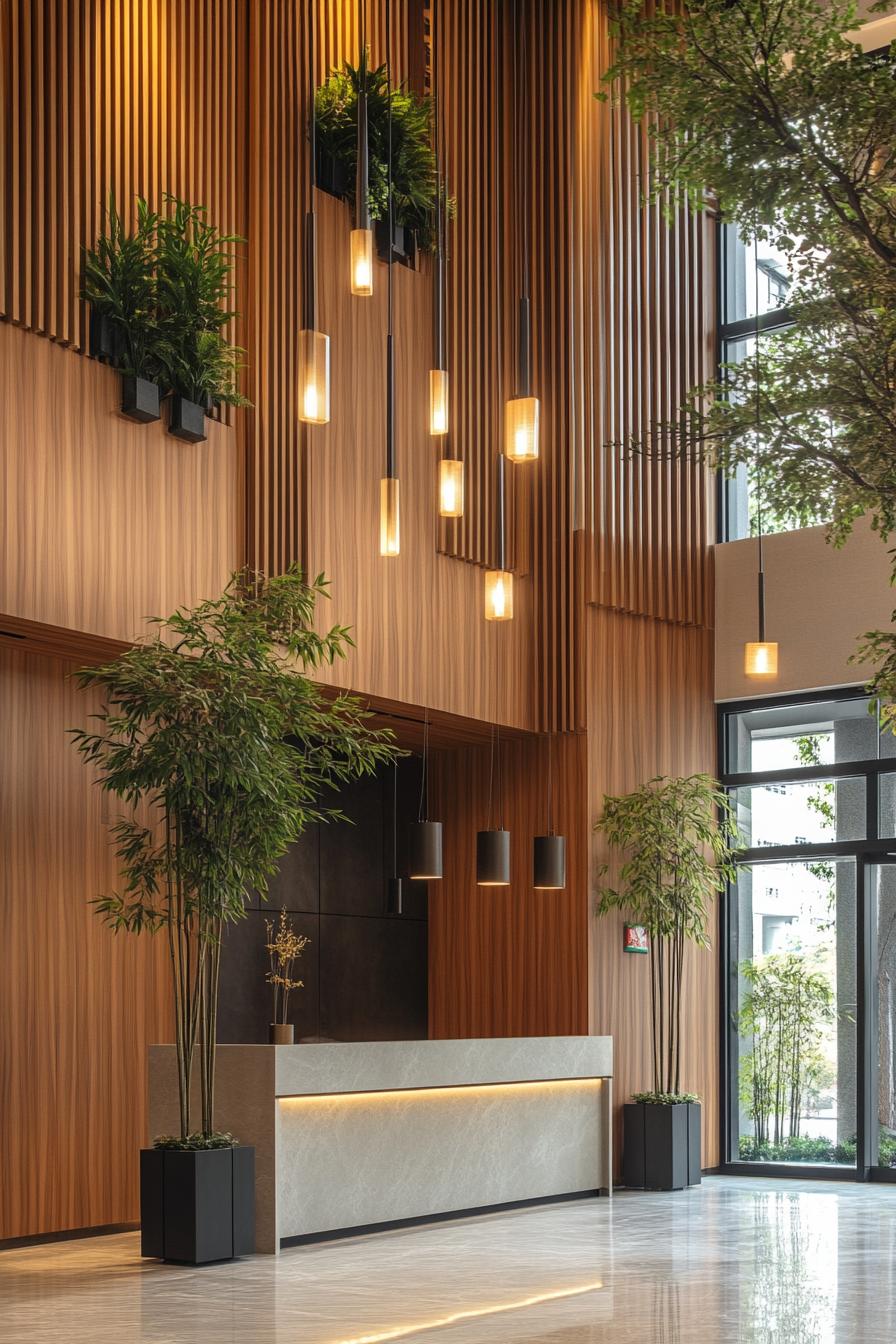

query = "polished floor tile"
2;1178;895;1343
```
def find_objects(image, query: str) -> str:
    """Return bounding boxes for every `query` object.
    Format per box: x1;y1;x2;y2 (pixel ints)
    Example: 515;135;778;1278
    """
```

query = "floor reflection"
1;1179;895;1343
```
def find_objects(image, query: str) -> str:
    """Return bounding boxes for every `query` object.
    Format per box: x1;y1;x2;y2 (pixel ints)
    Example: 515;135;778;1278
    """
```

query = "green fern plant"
315;51;452;253
154;196;250;407
80;194;160;380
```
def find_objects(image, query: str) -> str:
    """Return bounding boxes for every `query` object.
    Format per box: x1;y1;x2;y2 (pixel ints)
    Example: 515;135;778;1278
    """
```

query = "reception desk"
149;1036;613;1253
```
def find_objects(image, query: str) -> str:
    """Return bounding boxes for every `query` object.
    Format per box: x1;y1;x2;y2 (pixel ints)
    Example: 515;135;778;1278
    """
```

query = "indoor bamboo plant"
71;566;397;1261
595;774;739;1189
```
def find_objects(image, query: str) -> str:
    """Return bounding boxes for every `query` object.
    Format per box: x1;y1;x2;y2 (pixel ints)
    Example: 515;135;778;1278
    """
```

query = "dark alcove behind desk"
217;758;428;1044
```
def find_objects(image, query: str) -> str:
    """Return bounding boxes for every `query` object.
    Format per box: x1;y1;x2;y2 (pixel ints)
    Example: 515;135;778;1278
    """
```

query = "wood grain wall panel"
0;648;172;1241
586;606;719;1170
0;0;247;363
0;322;240;643
428;732;589;1039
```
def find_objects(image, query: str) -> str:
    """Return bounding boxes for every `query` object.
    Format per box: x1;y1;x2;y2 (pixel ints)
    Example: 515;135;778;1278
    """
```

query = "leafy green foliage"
595;774;740;1095
71;567;399;1140
738;952;835;1147
80;194;161;379
153;196;249;406
739;1131;896;1166
632;1091;700;1106
81;192;250;406
315;51;453;253
599;1;896;660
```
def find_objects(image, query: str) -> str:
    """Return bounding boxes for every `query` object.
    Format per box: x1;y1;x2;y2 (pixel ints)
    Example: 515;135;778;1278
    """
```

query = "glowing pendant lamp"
477;724;510;886
408;710;443;880
380;6;400;556
485;453;513;620
505;10;539;463
351;5;373;297
439;457;464;518
533;734;566;889
299;5;330;425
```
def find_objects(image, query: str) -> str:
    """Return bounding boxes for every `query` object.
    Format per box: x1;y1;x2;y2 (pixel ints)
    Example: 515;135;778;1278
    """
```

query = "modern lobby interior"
3;1;896;1341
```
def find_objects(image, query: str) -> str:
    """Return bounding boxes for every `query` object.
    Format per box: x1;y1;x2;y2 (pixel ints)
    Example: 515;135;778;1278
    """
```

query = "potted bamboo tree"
595;774;739;1190
71;566;397;1263
81;194;163;422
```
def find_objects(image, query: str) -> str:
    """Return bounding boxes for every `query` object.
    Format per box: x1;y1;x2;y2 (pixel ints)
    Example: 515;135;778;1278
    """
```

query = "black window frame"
717;686;896;1183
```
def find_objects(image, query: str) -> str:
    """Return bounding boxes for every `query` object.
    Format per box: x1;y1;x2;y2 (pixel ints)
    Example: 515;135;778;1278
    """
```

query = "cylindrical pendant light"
533;735;567;890
743;244;778;679
408;709;443;880
439;457;464;517
379;4;400;557
429;18;448;438
350;3;374;297
505;3;539;463
485;453;513;620
385;761;403;915
477;725;510;886
299;11;331;425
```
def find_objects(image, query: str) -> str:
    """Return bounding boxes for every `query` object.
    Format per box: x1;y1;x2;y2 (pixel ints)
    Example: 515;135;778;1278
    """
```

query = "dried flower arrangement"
265;909;310;1027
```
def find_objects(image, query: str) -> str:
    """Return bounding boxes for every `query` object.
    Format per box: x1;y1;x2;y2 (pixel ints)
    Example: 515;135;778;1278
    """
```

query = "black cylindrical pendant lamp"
533;834;566;890
477;828;510;886
408;820;443;881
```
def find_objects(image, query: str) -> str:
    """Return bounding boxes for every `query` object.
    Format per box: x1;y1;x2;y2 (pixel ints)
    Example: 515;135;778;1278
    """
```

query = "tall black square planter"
140;1146;255;1264
623;1102;701;1190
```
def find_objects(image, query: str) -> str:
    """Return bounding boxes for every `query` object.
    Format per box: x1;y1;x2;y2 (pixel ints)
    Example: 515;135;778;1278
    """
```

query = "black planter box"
623;1102;701;1190
168;395;207;443
315;148;351;200
120;375;161;424
140;1145;255;1264
375;219;417;268
89;311;122;364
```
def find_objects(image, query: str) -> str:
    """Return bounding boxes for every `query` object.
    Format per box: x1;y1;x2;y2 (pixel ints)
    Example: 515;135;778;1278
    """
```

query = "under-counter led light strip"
279;1077;603;1106
330;1280;604;1344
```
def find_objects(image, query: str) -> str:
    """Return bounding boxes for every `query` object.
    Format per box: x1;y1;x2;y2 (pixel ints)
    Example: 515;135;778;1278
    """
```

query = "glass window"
731;777;866;849
723;695;881;775
733;858;856;1167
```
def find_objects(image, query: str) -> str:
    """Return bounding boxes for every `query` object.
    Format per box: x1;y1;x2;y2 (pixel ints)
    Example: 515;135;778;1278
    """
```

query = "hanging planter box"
120;375;161;424
375;219;417;269
168;395;208;443
315;148;351;201
88;311;123;364
140;1145;255;1264
623;1101;701;1191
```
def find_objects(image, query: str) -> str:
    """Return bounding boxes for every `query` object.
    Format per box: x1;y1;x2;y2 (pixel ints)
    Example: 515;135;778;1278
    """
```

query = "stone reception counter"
149;1035;613;1253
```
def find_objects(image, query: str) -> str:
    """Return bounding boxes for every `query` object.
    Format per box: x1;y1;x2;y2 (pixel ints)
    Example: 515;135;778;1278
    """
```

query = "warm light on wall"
380;476;400;556
329;1280;605;1344
429;368;449;435
279;1077;603;1107
297;328;330;424
438;458;464;517
744;641;779;677
351;227;374;296
504;394;540;462
484;568;513;621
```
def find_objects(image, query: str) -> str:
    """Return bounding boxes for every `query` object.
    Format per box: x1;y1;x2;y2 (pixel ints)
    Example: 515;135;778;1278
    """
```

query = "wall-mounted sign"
623;924;649;954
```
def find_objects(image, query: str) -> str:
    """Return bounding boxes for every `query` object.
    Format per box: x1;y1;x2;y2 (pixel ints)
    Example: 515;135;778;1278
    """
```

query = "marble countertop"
259;1035;613;1097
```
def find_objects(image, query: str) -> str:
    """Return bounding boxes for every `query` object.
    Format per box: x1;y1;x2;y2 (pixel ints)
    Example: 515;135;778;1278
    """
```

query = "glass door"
863;860;896;1176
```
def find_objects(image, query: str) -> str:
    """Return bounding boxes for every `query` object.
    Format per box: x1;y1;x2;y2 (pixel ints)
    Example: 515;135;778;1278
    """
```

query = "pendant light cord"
385;0;395;479
304;1;317;331
753;230;766;642
393;759;399;874
417;708;429;822
547;733;554;836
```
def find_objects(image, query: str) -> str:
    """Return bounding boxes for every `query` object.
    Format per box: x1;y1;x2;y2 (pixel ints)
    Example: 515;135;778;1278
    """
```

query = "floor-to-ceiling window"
720;692;896;1178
